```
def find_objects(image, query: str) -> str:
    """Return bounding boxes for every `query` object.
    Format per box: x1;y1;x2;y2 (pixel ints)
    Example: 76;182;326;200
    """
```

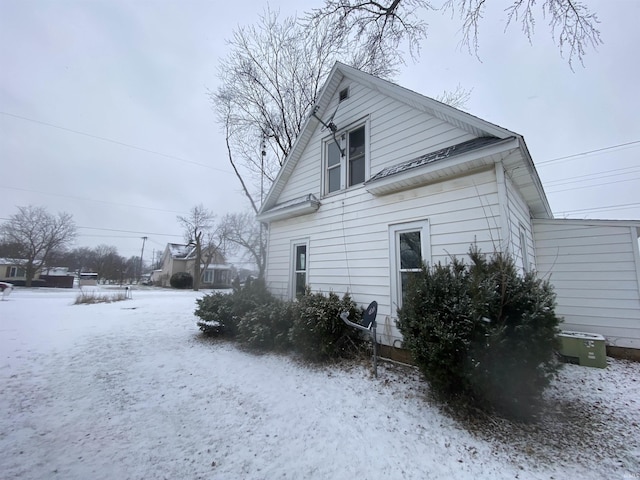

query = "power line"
77;225;182;237
543;165;640;187
0;111;233;174
556;202;640;215
546;175;640;194
537;139;640;166
0;185;188;215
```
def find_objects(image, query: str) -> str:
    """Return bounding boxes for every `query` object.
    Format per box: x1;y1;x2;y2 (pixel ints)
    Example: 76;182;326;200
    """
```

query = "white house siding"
533;219;640;349
276;79;476;205
501;166;535;271
265;168;504;347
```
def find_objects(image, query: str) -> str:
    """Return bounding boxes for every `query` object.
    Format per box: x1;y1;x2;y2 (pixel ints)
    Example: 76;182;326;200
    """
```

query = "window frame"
519;224;530;273
389;220;431;310
322;118;370;196
8;266;25;278
203;269;214;284
290;239;310;299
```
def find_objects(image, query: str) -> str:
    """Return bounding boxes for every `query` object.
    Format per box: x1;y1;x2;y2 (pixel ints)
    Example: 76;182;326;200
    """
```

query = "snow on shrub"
195;277;273;338
397;246;562;418
195;281;366;362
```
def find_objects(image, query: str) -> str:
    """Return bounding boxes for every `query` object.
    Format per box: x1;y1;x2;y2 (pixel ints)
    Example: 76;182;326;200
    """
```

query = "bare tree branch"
210;7;399;212
442;0;602;67
220;212;267;279
0;205;76;286
177;204;216;291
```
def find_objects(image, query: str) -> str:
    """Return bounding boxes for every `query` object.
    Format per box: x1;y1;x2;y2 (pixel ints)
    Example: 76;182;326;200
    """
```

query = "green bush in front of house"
237;298;296;351
397;246;562;418
195;280;367;362
195;277;274;337
170;271;193;289
289;289;365;362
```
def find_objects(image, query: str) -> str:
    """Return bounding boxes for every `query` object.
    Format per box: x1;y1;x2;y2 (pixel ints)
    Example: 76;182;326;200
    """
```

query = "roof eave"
365;138;519;196
256;198;321;223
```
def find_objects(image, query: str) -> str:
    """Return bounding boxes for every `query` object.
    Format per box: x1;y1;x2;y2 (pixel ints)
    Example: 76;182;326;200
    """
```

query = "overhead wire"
0;185;190;215
536;139;640;166
0;110;233;174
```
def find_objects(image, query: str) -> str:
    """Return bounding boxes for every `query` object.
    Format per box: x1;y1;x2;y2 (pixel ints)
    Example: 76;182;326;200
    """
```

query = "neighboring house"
0;260;75;287
257;62;640;357
156;243;231;287
0;258;28;283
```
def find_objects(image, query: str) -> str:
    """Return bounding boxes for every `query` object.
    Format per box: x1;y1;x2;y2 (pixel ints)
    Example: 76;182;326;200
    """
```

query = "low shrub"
195;277;274;337
397;246;561;418
195;292;235;336
237;299;295;351
170;272;193;289
289;290;365;362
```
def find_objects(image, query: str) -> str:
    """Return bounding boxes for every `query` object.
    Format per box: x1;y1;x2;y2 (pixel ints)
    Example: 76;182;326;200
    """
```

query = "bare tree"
0;205;76;286
211;8;399;214
435;83;473;110
307;0;602;68
220;212;266;279
177;205;215;291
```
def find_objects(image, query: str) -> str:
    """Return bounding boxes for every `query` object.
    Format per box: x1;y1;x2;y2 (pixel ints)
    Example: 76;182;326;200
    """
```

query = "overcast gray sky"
1;0;638;264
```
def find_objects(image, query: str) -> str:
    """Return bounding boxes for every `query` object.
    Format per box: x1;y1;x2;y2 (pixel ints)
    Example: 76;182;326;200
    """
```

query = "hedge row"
195;278;365;362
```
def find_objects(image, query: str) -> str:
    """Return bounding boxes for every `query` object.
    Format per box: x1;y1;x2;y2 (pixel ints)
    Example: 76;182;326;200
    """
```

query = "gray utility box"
557;331;607;368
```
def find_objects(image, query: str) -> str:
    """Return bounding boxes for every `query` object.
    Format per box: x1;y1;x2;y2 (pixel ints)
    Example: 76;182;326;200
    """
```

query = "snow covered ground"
1;288;638;480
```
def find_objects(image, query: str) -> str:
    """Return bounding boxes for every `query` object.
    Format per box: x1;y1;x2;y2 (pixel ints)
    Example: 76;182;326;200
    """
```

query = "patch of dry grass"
74;291;129;305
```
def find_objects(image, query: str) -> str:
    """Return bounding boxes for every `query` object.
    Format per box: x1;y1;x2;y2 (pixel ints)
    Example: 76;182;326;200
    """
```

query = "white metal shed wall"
533;219;640;349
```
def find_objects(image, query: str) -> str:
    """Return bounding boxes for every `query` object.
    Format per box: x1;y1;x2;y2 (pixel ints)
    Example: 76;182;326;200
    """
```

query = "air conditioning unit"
557;331;607;368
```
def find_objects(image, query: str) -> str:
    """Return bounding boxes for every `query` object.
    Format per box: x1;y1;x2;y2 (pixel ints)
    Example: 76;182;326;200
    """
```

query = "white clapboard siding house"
256;62;640;358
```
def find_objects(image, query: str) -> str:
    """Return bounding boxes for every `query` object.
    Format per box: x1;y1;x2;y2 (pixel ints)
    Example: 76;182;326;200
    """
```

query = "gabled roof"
166;243;192;259
259;62;552;218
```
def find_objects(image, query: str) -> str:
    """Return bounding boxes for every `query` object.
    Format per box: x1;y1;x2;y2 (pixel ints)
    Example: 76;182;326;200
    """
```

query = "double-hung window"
8;266;25;278
292;240;309;298
324;123;367;195
389;220;431;310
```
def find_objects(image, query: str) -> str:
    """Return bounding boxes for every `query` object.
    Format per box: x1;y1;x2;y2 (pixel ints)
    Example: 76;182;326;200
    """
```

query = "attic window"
339;87;349;102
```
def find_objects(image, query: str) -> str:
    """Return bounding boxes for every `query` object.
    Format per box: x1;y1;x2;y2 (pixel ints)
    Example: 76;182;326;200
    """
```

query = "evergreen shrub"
195;277;273;337
170;271;193;289
237;299;295;351
289;290;365;362
397;247;561;418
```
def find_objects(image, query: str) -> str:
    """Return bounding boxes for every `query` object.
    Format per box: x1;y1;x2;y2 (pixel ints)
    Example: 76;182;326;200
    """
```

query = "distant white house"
256;62;640;358
156;243;231;288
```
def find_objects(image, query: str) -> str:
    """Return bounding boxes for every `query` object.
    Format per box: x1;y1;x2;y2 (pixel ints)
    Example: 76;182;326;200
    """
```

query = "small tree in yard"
397;246;561;418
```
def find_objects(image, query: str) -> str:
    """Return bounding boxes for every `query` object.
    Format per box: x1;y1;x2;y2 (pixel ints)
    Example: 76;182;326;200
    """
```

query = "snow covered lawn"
1;288;638;479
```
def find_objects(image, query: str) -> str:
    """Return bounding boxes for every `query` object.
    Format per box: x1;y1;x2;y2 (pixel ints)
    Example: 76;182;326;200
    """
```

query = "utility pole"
139;236;147;283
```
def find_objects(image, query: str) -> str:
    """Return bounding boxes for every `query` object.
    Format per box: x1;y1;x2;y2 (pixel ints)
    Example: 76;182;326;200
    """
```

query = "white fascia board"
256;198;320;223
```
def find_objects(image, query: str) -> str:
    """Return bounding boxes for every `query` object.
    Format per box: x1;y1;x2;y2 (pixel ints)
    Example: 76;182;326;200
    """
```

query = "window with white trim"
292;241;308;298
203;270;214;284
519;225;530;273
324;123;367;195
389;220;431;310
8;266;25;278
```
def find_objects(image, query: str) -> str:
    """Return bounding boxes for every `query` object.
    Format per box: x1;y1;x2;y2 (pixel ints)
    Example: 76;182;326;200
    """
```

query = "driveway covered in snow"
1;288;638;479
